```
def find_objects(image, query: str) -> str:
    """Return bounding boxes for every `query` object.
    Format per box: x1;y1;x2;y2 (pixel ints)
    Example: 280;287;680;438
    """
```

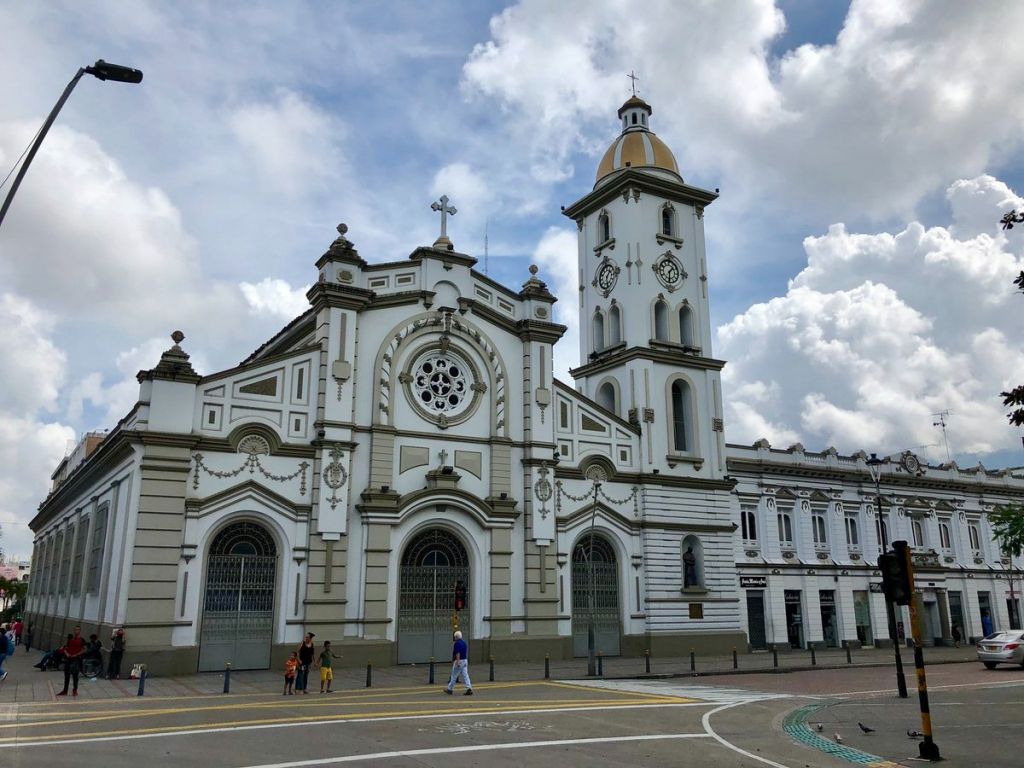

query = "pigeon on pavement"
815;722;824;732
908;729;923;739
858;723;875;734
834;733;843;744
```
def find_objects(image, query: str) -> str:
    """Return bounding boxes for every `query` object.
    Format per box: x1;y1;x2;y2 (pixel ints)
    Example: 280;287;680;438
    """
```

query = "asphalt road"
1;662;1020;767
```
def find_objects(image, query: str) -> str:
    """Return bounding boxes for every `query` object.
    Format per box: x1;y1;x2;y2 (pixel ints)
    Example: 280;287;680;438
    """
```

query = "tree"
999;213;1024;425
990;504;1024;558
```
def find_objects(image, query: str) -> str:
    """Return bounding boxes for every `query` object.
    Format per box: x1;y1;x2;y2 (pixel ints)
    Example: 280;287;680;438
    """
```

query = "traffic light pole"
900;543;941;762
885;598;909;699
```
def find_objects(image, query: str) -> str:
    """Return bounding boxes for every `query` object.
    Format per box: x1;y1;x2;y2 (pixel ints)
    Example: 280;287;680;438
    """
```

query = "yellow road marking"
12;679;542;708
0;698;692;744
5;695;686;730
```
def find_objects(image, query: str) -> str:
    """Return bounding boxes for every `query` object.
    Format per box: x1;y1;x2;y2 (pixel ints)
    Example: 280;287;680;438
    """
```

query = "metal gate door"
746;591;767;649
398;529;470;664
572;534;621;657
199;522;277;672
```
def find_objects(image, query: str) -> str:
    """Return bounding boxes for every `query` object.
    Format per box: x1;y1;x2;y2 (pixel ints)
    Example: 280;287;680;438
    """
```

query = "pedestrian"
318;641;339;693
981;610;994;638
951;624;961;648
24;623;33;653
284;651;299;695
13;618;23;648
57;625;86;697
84;634;104;677
108;628;126;679
0;623;9;681
296;633;315;694
444;630;473;696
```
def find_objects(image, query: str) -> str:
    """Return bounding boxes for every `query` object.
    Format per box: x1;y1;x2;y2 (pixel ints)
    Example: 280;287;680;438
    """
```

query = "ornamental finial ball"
529;264;538;275
171;330;185;345
337;223;348;235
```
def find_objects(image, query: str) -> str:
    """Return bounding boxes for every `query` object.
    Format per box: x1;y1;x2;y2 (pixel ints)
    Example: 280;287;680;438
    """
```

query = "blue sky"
2;0;1024;557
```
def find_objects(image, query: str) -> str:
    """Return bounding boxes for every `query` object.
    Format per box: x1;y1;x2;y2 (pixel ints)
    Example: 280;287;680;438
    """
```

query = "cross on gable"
431;194;457;248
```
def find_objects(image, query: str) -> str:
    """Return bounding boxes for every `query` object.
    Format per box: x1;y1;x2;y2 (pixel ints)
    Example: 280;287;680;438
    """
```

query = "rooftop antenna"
483;218;490;276
932;410;952;463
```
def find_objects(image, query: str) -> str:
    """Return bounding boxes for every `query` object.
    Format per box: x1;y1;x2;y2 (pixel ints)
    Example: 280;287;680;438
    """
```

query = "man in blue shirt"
445;630;473;696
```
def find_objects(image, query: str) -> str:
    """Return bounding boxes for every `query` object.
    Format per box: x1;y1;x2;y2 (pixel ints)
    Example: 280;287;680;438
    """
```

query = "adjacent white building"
23;96;1023;674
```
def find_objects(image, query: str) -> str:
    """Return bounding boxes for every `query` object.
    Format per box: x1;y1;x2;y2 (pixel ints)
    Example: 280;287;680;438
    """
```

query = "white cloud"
532;226;580;381
240;278;310;320
461;1;1024;221
229;90;345;197
719;176;1024;457
0;293;66;414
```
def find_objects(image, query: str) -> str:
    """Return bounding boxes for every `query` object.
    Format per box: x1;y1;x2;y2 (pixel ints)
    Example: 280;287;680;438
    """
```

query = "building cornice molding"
562;168;719;220
570;346;727;378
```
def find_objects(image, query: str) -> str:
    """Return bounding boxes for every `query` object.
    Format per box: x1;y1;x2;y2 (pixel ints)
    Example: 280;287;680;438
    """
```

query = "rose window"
412;353;470;414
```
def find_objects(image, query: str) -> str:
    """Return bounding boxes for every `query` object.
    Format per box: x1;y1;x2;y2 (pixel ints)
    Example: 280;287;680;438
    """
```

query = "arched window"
777;511;794;546
596;381;617;414
678;304;694;347
912;519;924;548
741;506;757;542
593;311;605;352
939;521;952;550
631;112;637;125
608;304;622;346
670;379;692;453
598;211;611;243
654;300;669;341
661;205;675;236
876;515;890;550
812;512;828;546
845;514;859;547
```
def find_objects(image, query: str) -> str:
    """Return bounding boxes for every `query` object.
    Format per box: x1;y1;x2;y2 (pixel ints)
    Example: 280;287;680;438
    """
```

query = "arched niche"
681;534;704;590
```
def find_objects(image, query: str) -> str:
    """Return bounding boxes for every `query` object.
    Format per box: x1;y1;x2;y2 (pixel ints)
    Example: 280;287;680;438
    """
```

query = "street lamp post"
0;60;143;232
867;452;909;698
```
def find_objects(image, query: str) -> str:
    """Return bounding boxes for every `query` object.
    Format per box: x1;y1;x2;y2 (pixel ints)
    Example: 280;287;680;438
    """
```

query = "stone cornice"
562;168;719;219
570;345;727;378
553;378;640;435
305;281;375;311
408;245;478;269
202;343;321;386
553;464;735;491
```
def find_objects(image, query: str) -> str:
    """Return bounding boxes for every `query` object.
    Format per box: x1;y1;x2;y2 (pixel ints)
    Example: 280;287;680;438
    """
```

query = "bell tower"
562;95;727;478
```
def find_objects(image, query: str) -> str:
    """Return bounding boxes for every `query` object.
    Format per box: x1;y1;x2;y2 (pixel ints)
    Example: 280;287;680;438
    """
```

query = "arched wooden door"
398;528;470;663
198;521;277;671
572;533;621;657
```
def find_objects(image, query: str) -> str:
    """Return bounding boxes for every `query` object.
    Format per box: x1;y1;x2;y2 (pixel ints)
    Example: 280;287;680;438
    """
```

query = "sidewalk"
0;643;979;704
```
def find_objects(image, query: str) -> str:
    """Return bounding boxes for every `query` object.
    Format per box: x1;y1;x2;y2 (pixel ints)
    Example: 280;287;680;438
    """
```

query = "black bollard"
732;647;738;669
137;668;146;697
845;642;852;664
773;646;779;669
810;645;817;666
366;661;372;688
429;657;435;685
597;651;603;677
544;654;550;679
489;656;495;682
223;662;231;694
645;649;651;674
690;649;696;673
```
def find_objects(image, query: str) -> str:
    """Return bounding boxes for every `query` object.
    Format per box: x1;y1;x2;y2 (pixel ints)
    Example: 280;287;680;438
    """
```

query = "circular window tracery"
402;344;484;428
413;353;469;414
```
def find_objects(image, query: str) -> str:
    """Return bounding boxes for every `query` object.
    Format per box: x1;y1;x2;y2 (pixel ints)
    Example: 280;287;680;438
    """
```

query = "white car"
977;631;1024;669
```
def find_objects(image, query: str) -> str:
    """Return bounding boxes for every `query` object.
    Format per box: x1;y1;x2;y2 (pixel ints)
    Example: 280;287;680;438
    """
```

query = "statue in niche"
683;545;699;588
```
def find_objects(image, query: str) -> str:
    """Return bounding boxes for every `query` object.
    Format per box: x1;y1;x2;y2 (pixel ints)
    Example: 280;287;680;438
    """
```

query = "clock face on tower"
593;258;620;298
653;252;686;292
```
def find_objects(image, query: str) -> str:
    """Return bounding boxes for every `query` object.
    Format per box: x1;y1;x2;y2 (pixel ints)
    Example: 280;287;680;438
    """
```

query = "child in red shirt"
284;652;299;695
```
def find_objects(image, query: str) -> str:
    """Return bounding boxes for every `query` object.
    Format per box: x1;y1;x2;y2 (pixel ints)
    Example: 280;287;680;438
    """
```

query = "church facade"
23;97;1024;674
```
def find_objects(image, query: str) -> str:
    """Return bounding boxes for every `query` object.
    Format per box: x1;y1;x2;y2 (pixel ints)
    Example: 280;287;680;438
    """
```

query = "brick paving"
0;641;978;704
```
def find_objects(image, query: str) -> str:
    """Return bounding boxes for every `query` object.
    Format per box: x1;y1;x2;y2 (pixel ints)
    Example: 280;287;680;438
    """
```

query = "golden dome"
595;96;681;185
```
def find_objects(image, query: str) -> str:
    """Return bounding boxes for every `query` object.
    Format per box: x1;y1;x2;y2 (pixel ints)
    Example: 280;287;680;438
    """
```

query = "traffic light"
454;580;466;611
878;540;913;605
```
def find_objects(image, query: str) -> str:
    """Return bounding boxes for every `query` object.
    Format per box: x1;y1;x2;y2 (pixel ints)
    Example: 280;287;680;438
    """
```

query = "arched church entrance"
571;533;621;657
398;528;470;663
198;521;277;672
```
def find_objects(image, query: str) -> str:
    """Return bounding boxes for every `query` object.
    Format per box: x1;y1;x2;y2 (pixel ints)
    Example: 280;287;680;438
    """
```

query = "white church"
25;96;1024;674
